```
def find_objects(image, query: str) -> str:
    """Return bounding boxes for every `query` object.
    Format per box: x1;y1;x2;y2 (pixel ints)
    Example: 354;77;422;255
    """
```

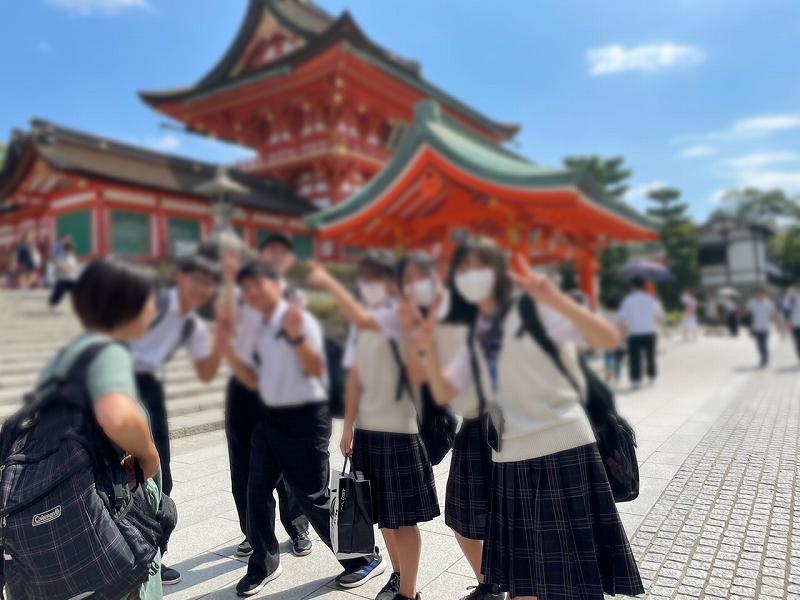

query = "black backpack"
0;342;177;600
388;340;457;465
516;296;640;503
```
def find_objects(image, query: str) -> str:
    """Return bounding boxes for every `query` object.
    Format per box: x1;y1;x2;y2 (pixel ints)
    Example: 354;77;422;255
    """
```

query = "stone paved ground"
163;333;800;599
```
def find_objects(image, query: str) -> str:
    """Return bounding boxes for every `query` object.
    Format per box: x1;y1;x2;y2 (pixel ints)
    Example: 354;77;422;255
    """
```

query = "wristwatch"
287;334;306;346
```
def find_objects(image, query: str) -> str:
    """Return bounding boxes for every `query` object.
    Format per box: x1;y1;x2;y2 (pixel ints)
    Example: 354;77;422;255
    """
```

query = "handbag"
330;457;375;560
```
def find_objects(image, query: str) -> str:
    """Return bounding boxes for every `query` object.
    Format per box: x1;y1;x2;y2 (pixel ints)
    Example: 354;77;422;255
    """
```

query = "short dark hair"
62;240;75;252
358;250;396;280
630;276;646;290
177;241;221;281
236;260;280;285
397;251;436;286
259;233;294;253
72;259;157;331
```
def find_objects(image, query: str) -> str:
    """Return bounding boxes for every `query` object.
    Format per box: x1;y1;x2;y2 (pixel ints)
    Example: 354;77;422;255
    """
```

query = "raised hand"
398;295;423;331
306;261;332;290
283;305;305;339
508;253;563;307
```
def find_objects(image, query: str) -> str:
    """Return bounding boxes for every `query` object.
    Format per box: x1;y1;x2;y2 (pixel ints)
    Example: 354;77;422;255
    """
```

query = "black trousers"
754;331;770;366
224;377;309;540
134;372;173;496
48;279;74;307
627;334;657;384
792;328;800;361
246;402;369;578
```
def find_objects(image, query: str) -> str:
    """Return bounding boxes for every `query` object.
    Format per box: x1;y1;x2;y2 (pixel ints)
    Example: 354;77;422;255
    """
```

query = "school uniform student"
225;261;384;597
308;254;439;600
399;252;504;600
419;238;644;600
130;245;229;585
746;287;776;367
224;235;311;560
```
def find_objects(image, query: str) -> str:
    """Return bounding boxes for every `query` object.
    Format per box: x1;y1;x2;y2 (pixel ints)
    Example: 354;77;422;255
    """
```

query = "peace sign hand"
508;253;563;308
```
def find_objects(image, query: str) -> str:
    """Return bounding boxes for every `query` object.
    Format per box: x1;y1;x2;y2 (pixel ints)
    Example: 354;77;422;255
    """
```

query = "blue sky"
2;0;799;221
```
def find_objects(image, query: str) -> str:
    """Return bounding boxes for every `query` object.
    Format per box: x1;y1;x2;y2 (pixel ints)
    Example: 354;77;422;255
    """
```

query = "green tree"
646;187;699;308
563;155;633;306
712;188;800;225
0;142;6;170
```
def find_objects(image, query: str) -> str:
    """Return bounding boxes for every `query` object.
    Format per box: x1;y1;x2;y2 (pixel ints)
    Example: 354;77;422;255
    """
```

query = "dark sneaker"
292;531;313;557
236;565;283;597
236;537;253;557
391;594;421;600
376;572;401;600
336;550;386;588
459;584;506;600
161;566;182;585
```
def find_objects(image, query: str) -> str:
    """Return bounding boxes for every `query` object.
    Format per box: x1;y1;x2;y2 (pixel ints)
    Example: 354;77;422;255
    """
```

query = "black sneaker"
376;572;401;600
236;565;283;597
335;549;387;588
459;584;506;600
291;531;313;557
236;537;253;557
391;594;421;600
160;565;182;586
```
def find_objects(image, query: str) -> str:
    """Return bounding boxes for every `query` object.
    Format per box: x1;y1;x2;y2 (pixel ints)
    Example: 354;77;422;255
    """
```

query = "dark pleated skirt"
482;443;645;599
445;418;493;540
352;429;440;530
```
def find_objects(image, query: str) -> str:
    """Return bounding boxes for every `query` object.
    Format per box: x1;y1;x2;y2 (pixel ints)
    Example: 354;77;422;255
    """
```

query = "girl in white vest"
399;251;503;600
417;237;644;600
308;253;439;600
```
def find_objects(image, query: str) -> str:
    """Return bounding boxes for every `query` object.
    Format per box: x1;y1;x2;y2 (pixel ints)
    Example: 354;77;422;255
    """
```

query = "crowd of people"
8;232;653;600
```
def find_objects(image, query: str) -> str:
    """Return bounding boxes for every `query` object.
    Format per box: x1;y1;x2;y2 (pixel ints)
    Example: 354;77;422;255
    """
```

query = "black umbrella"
619;260;673;282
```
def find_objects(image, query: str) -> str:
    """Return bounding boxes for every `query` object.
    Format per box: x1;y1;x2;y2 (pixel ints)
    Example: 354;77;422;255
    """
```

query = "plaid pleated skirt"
482;443;644;599
352;429;441;530
445;418;493;540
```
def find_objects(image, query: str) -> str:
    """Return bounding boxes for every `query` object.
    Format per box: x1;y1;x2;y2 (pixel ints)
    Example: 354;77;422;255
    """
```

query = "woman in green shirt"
37;259;164;600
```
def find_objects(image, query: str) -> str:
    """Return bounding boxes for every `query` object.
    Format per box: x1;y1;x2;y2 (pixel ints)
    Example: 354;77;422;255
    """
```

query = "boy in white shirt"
747;287;777;367
618;276;664;388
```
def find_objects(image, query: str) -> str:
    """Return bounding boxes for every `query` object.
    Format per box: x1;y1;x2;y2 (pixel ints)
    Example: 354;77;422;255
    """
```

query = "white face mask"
358;281;388;307
455;268;495;304
407;278;438;307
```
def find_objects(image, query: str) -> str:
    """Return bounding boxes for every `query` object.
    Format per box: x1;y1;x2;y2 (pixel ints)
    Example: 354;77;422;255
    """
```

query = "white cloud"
35;41;55;56
587;43;703;76
731;114;800;136
679;145;715;159
737;170;800;193
145;134;181;152
708;188;730;205
624;181;669;209
47;0;151;16
727;152;800;170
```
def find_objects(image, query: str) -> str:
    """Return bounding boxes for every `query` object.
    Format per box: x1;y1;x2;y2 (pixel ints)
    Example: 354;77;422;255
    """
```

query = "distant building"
699;215;782;292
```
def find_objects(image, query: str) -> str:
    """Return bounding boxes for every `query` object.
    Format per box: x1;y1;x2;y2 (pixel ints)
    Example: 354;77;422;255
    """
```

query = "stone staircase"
0;290;227;439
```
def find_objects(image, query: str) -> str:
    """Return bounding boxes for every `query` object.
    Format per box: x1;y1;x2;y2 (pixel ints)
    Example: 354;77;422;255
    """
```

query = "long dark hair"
445;236;514;324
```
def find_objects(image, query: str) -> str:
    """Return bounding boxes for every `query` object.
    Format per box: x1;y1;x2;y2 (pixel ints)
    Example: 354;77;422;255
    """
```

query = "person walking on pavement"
746;287;777;368
618;276;664;389
781;282;800;363
225;233;312;560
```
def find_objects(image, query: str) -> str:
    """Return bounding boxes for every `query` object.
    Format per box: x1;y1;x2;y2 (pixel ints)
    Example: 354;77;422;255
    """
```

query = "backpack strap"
515;295;584;402
388;338;416;404
37;341;115;412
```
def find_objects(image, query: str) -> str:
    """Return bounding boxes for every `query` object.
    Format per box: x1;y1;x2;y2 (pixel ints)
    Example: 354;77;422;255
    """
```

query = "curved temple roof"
139;0;519;141
306;101;657;247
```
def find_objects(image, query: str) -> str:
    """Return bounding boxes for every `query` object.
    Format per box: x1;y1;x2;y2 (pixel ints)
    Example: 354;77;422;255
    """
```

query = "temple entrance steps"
0;290;228;439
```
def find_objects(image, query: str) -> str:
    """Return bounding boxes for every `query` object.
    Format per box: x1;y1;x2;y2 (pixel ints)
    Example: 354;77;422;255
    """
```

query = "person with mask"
224;261;385;597
416;237;643;600
225;234;311;560
400;251;504;600
130;243;230;586
307;253;439;600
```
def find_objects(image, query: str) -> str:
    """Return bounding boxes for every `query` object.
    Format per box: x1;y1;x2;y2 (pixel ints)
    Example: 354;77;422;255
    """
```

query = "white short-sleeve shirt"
747;297;775;333
619;291;664;336
342;303;403;369
132;288;212;374
237;300;328;407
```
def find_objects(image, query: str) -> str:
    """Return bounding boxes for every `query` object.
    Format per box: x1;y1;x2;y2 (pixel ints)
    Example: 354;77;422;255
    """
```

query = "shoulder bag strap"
388;338;415;404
